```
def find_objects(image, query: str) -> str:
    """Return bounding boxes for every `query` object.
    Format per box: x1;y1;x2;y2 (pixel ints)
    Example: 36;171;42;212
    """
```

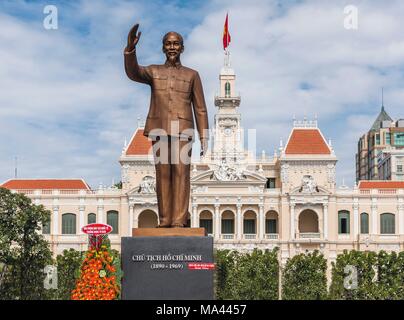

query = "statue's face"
163;33;184;63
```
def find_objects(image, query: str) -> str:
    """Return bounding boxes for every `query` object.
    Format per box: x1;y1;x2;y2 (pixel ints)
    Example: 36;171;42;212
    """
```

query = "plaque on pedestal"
121;231;214;300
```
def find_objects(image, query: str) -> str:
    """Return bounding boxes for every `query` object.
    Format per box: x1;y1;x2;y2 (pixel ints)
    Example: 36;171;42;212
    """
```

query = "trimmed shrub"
282;250;327;300
215;248;279;300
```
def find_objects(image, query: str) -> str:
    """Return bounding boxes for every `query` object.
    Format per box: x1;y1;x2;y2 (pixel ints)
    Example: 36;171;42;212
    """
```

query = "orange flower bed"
71;244;120;300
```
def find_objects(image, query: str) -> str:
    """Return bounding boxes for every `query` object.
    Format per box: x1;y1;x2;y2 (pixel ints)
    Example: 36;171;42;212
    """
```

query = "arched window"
87;213;96;224
138;210;158;228
199;211;213;234
243;211;256;234
225;82;231;97
42;213;51;234
360;213;369;234
380;213;395;234
200;220;212;234
299;209;319;233
265;211;278;234
107;210;119;234
221;210;235;234
62;213;76;234
338;210;350;234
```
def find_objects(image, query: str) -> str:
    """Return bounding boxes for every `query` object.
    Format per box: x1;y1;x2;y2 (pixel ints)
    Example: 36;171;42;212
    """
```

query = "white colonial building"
2;55;404;277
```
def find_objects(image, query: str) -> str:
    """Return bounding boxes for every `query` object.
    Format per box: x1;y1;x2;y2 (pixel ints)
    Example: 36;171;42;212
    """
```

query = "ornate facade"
2;55;404;279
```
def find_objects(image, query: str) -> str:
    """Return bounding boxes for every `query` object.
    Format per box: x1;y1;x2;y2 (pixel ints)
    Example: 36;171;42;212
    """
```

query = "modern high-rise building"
377;146;404;181
356;106;404;182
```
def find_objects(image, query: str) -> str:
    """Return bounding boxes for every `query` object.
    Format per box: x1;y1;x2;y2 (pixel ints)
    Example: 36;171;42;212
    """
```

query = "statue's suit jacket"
124;49;209;140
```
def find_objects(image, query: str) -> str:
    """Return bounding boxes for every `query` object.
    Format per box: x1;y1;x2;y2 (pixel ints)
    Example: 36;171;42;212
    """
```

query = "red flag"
222;13;231;50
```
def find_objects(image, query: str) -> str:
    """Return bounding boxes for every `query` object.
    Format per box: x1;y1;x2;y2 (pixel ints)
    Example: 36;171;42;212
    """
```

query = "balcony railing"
243;234;257;240
221;234;235;240
378;189;396;195
265;233;279;240
11;188;120;196
299;232;321;239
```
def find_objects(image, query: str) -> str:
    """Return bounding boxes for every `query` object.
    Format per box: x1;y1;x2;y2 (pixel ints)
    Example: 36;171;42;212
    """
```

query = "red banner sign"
188;263;215;270
82;223;112;235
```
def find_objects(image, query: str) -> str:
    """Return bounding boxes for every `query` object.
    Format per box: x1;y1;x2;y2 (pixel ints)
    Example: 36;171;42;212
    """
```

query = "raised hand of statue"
126;23;142;53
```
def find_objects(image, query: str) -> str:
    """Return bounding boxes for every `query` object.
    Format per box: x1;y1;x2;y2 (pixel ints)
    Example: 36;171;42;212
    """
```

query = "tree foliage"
215;248;279;300
329;250;404;300
0;187;53;299
53;249;85;300
282;250;328;300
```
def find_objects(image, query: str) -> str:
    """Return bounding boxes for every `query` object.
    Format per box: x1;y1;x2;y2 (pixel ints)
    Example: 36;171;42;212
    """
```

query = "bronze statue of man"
124;24;209;228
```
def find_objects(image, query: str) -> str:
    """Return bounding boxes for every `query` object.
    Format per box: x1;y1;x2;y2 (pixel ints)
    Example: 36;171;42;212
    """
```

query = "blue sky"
1;0;404;188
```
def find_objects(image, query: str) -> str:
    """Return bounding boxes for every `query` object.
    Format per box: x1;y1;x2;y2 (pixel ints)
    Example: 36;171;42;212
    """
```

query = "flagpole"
223;12;231;67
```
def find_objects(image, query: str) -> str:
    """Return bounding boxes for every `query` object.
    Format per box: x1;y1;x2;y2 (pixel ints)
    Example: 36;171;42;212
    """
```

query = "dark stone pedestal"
121;236;214;300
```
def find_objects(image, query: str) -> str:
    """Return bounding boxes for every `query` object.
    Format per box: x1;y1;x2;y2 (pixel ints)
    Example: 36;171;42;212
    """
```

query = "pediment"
289;185;331;196
191;169;267;185
126;186;141;196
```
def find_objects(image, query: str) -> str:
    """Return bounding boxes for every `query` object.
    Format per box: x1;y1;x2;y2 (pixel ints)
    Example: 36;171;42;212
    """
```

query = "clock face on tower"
224;127;232;136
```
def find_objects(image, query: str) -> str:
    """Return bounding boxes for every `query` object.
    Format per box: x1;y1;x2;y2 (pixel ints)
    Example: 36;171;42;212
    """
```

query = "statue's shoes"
157;224;171;228
171;224;184;228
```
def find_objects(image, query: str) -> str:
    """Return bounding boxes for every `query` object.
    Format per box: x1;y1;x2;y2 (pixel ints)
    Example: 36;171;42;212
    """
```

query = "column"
398;202;404;235
133;207;139;229
98;205;104;224
79;205;85;234
237;204;242;240
371;202;378;234
214;204;220;240
259;204;264;239
353;201;359;237
191;204;198;228
290;204;295;239
323;204;328;240
52;206;59;235
129;205;134;235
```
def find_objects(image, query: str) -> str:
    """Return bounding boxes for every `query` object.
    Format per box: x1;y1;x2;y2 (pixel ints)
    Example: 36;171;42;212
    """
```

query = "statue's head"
162;31;184;63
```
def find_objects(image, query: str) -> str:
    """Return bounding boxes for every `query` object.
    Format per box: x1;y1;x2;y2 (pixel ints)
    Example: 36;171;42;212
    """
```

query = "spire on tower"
381;87;384;110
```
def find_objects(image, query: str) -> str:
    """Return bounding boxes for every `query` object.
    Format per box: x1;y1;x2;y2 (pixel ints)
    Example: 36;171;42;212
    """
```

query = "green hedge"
329;250;404;300
53;249;86;300
215;248;279;300
282;250;328;300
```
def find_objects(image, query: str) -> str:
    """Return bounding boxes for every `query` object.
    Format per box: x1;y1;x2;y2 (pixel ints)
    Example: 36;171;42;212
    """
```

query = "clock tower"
211;52;244;165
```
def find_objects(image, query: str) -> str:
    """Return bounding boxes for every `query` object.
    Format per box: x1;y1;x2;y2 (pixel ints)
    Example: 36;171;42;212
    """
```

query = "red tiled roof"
1;179;90;190
125;128;153;155
285;129;331;155
358;181;404;189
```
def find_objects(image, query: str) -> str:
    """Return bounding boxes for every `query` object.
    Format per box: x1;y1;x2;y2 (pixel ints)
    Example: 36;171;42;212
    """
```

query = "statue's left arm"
191;72;209;152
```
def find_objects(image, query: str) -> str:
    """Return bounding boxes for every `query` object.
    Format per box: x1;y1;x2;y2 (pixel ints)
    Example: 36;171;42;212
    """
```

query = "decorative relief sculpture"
327;163;336;183
121;164;130;183
299;175;319;193
211;159;246;181
137;176;156;194
281;164;289;183
192;186;208;193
